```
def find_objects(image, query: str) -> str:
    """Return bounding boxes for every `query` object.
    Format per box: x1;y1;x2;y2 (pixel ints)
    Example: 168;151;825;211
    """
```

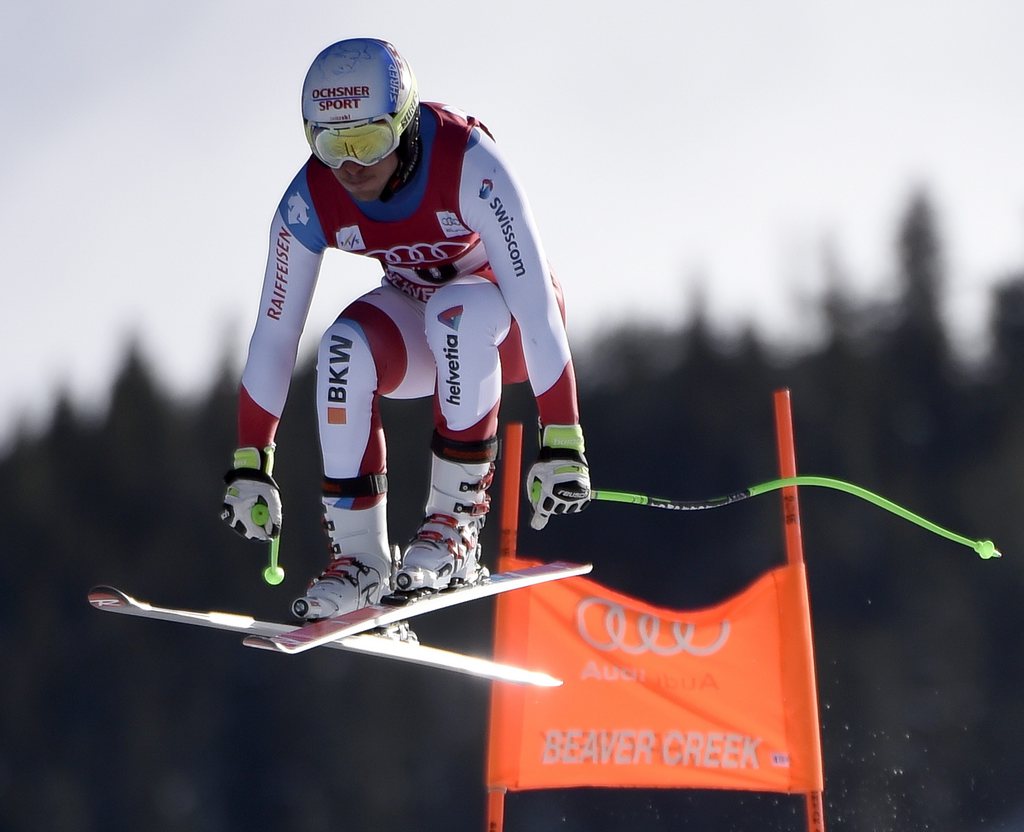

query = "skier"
220;38;590;619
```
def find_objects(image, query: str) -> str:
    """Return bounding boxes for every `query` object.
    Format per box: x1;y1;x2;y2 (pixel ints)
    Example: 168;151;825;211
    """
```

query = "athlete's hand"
221;446;282;541
526;425;591;531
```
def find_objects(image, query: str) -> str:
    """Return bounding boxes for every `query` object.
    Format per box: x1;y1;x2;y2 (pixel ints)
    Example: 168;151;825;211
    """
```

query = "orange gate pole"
773;389;827;832
485;421;524;831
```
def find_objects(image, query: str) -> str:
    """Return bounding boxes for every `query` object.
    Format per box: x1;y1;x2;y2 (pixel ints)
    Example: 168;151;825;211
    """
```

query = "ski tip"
242;634;309;654
548;561;593;576
88;586;132;610
242;635;285;652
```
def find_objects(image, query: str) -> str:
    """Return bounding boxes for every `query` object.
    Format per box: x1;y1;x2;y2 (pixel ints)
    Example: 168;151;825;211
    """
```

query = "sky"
3;0;1023;447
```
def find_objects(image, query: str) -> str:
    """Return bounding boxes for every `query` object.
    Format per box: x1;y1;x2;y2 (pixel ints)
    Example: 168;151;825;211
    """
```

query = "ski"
88;586;563;687
242;560;592;656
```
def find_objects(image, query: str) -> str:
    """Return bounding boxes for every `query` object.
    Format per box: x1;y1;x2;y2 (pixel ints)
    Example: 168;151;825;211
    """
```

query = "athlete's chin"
339;180;386;201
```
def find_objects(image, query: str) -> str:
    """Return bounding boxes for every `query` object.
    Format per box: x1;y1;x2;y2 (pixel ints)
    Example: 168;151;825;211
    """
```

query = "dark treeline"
3;190;1023;831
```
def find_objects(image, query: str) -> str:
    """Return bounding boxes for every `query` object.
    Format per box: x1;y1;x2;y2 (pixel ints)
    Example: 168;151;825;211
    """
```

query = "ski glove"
221;446;282;541
526;424;591;531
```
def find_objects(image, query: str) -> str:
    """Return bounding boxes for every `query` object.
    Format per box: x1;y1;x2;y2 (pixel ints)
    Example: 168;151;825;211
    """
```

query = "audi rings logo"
365;240;472;267
575;598;731;657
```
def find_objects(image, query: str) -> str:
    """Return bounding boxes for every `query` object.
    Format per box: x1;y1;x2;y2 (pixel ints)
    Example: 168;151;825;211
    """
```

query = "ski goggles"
305;115;401;168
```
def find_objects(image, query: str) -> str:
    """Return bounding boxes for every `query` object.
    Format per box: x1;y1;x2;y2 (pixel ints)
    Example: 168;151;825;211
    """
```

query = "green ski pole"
250;503;285;585
592;476;1000;560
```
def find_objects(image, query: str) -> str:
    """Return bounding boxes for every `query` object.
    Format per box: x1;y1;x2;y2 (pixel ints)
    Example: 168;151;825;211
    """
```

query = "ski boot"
292;496;395;620
395;450;493;593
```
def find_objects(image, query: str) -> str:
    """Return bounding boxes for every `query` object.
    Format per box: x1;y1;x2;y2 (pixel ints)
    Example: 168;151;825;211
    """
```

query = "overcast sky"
3;0;1023;446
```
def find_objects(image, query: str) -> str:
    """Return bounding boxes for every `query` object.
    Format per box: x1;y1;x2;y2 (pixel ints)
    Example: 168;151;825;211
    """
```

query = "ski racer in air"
221;37;590;619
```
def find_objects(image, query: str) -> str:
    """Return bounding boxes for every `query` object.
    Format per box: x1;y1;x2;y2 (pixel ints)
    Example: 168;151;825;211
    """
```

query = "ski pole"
591;476;1001;560
250;503;285;585
263;535;285;585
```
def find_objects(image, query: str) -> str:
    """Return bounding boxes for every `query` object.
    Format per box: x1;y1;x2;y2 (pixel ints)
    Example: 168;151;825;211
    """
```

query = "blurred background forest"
3;189;1024;831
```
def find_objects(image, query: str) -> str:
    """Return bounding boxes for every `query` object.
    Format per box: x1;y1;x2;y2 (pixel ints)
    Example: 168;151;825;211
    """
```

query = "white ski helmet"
302;38;419;168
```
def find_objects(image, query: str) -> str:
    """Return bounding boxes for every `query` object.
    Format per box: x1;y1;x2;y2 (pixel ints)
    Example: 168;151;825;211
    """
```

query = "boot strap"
454;500;490;517
431;431;499;464
322;473;388;499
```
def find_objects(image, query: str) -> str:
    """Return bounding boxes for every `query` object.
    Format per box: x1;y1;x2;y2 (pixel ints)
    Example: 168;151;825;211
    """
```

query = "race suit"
236;102;580;497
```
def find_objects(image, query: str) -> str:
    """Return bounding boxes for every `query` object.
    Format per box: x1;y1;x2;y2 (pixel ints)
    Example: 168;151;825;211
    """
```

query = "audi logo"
365;240;472;266
575;598;731;656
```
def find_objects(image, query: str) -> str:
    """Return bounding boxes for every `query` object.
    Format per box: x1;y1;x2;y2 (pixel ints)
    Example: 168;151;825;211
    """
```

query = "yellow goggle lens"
310;119;399;168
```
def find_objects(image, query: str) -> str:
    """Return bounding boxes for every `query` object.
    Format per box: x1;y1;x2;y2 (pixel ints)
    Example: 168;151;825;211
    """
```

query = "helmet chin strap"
379;114;422;203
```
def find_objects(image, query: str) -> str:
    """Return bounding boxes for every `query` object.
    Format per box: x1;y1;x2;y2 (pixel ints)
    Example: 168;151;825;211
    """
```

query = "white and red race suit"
237;102;580;492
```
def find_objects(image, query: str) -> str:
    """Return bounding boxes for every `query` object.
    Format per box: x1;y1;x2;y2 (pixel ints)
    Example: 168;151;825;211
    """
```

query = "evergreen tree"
2;190;1023;831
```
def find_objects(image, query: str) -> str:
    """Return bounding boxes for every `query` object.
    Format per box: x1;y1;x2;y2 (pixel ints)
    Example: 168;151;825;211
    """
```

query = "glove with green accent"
526;424;591;531
221;446;282;541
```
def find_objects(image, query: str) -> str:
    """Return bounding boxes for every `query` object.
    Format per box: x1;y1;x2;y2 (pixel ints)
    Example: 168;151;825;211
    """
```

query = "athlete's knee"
319;316;366;368
426;280;511;343
321;299;412;395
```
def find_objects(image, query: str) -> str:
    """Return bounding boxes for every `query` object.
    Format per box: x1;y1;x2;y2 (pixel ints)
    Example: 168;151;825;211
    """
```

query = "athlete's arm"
458;128;579;425
237;166;327;447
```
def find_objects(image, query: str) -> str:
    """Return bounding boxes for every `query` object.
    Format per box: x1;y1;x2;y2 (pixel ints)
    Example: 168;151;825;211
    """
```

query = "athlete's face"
331;152;399;201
